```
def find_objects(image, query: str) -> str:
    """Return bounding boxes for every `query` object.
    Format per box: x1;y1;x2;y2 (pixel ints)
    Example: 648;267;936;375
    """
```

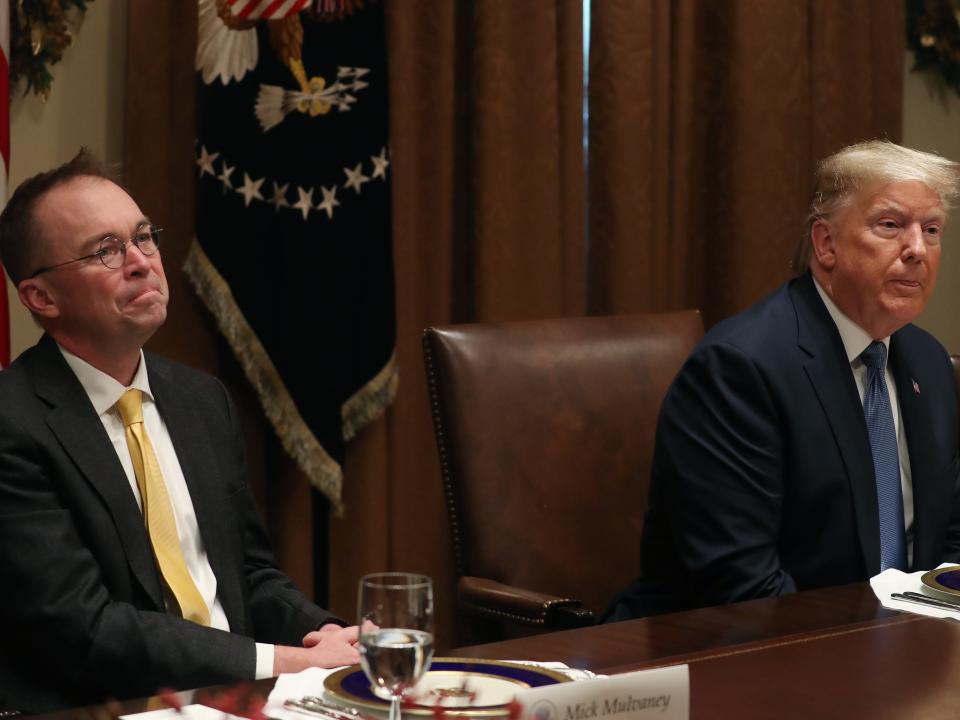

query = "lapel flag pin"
912;379;920;395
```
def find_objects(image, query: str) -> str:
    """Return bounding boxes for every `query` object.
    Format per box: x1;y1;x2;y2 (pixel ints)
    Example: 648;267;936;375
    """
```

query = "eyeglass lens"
98;226;162;269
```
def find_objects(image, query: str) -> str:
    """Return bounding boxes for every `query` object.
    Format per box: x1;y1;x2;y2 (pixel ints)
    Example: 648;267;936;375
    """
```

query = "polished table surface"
452;582;899;672
453;582;959;718
22;583;958;719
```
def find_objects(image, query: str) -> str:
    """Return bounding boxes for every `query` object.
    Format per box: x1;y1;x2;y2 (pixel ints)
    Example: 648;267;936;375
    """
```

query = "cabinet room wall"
903;57;960;352
6;0;127;355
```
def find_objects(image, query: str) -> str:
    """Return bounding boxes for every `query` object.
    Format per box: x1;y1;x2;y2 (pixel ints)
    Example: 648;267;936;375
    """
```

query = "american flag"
225;0;310;21
0;2;9;369
225;0;351;20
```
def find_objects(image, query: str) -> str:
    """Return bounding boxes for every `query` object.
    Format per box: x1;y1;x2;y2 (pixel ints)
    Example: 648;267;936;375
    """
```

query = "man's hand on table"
273;623;361;674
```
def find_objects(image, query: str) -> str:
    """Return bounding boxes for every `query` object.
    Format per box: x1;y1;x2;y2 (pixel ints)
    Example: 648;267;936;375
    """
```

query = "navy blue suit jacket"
607;273;960;619
0;336;339;712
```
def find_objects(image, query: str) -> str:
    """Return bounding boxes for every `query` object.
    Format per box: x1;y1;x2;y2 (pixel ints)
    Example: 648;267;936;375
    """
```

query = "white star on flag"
318;185;339;219
217;162;235;191
371;147;389;180
343;163;370;194
293;186;314;220
197;146;219;177
270;181;290;212
236;173;265;207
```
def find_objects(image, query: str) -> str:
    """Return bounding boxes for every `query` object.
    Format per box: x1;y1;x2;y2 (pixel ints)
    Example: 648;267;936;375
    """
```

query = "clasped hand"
274;620;381;674
274;622;362;674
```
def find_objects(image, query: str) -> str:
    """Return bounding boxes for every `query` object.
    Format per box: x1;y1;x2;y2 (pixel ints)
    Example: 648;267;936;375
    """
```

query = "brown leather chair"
423;311;704;643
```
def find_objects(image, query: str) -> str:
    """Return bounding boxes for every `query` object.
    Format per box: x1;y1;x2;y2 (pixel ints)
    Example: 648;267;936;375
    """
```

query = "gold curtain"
126;0;903;648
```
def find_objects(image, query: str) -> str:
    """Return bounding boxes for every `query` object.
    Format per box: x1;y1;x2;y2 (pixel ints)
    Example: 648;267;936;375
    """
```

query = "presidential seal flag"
188;0;395;513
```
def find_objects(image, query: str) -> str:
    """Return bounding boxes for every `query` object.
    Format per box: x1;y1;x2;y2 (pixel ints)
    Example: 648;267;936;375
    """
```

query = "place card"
515;665;688;720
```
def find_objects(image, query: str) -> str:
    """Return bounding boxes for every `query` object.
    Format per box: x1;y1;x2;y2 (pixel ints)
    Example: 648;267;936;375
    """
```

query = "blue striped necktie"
860;341;907;571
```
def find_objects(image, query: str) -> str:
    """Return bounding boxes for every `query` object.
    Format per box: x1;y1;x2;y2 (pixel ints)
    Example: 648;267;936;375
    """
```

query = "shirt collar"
58;346;154;416
812;276;889;364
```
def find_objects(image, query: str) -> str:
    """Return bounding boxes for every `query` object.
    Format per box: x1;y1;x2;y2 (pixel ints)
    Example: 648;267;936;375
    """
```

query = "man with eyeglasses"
0;150;359;713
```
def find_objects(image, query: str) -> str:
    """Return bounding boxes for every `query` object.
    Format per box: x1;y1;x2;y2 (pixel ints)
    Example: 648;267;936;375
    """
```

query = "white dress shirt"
60;347;275;677
813;279;915;566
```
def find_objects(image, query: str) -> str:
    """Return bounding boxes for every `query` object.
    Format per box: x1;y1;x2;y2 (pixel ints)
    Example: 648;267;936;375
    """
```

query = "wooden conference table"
24;582;960;720
454;582;958;718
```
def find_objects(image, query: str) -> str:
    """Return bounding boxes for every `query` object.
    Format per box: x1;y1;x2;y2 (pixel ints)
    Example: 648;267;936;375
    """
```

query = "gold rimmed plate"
323;657;571;717
920;565;960;602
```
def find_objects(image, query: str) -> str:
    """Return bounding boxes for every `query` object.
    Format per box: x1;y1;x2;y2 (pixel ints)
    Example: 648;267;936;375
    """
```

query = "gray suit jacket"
0;335;338;712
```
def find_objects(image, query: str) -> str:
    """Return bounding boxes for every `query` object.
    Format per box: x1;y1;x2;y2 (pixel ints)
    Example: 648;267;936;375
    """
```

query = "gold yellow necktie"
116;389;210;626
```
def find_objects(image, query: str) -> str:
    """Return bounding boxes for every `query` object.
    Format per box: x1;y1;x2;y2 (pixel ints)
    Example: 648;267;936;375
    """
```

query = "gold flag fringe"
185;238;381;515
342;349;397;441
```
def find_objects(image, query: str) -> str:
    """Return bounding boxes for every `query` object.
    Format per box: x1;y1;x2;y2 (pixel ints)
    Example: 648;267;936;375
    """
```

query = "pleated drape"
588;0;904;324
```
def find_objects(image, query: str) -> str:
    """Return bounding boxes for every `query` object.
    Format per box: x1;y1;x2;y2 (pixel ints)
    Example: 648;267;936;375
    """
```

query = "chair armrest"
457;576;595;629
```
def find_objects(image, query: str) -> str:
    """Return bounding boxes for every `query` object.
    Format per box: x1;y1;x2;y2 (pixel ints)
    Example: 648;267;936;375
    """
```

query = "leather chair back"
423;311;703;641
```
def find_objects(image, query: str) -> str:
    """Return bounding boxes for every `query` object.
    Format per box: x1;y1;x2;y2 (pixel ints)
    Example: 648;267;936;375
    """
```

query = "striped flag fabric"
225;0;310;21
0;2;10;369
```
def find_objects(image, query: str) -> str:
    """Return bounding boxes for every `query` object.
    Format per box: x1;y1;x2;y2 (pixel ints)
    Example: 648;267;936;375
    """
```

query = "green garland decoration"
907;0;960;96
9;0;93;100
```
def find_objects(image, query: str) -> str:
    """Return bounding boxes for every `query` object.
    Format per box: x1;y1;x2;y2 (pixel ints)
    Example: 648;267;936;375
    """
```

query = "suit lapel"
889;335;937;567
147;357;246;633
31;336;165;609
792;275;880;574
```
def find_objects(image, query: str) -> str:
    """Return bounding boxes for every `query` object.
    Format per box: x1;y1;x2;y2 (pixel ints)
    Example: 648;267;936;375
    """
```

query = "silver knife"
284;697;378;720
891;592;960;612
901;590;960;607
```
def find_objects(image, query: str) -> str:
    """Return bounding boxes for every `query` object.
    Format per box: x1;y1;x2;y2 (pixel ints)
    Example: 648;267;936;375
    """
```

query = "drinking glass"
358;573;435;720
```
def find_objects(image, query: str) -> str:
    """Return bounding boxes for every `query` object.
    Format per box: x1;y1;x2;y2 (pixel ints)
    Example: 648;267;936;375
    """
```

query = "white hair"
793;140;960;272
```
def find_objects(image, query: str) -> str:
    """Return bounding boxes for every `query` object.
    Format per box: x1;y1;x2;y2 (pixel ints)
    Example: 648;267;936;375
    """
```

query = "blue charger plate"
921;565;960;599
323;657;570;717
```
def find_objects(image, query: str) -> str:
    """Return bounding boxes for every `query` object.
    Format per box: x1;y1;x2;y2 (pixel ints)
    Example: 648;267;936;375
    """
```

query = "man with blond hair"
607;140;960;619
